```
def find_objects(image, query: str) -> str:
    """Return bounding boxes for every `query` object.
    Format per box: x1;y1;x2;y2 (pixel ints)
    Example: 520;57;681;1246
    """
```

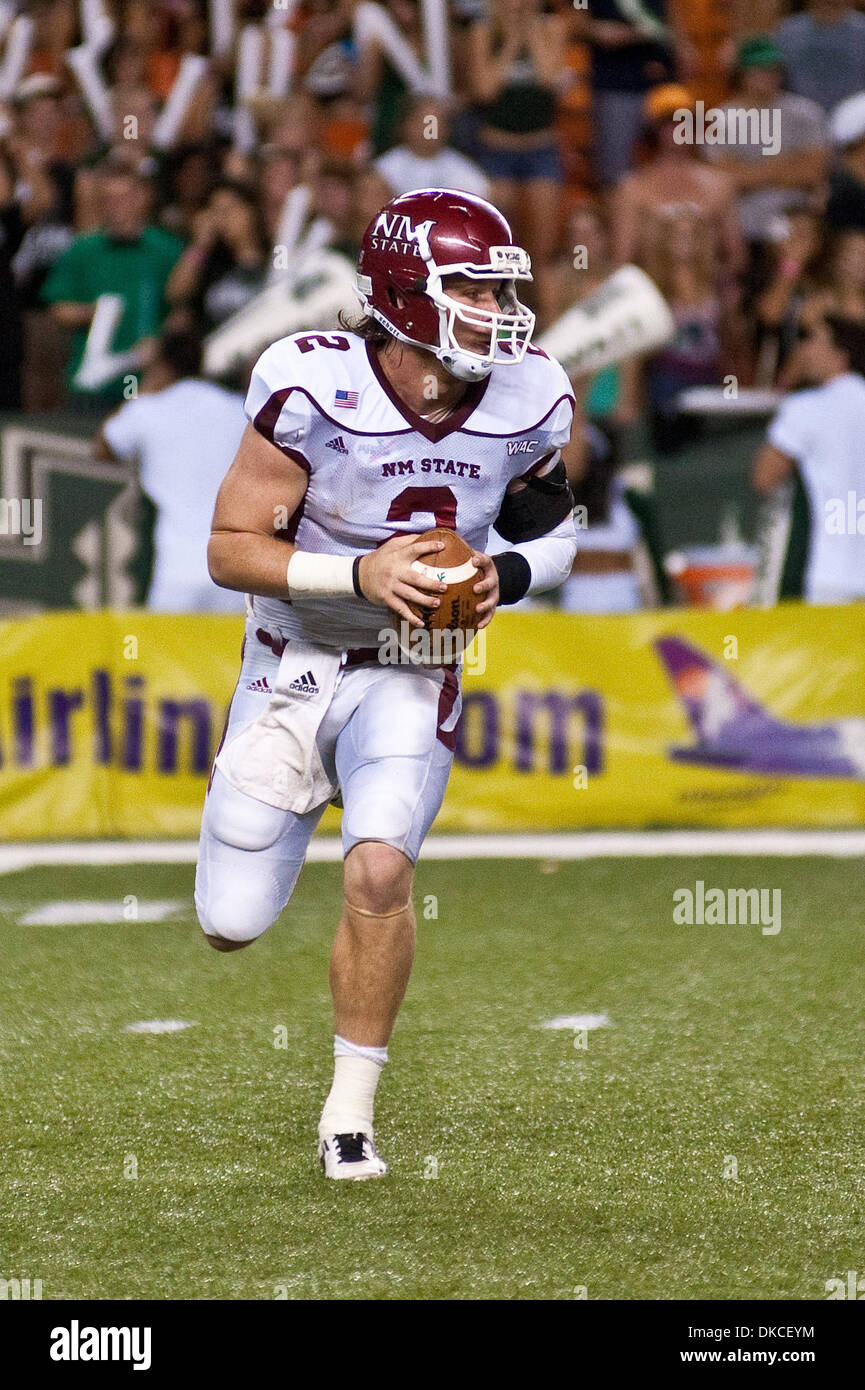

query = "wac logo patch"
507;439;539;455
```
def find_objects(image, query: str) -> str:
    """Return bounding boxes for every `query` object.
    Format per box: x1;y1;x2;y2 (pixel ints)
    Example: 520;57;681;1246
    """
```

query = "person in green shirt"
41;158;184;411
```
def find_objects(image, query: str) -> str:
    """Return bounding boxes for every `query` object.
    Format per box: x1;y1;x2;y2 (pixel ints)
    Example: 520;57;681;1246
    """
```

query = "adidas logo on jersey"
287;670;320;696
245;676;273;693
325;436;348;453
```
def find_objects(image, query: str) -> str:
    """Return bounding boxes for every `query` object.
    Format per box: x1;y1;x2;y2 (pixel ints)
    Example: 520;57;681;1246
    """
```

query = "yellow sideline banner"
0;605;863;839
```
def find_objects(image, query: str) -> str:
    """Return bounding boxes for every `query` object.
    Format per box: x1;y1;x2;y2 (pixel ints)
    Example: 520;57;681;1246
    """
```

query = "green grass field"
1;853;864;1301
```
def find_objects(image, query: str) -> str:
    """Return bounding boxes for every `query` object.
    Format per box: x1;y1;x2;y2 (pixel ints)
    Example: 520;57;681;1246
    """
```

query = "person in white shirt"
558;423;642;612
753;313;865;602
97;333;247;612
374;97;490;200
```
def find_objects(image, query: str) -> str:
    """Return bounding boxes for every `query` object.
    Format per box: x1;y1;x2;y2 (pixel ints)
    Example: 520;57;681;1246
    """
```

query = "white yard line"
541;1014;612;1031
123;1020;197;1034
20;900;185;925
0;830;863;874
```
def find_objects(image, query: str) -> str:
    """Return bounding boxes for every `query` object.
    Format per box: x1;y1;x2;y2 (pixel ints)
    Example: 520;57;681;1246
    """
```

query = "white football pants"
194;621;461;943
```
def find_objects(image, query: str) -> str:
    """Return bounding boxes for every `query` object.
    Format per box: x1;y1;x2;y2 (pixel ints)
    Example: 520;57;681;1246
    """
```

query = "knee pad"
206;769;288;852
194;871;285;944
195;810;306;941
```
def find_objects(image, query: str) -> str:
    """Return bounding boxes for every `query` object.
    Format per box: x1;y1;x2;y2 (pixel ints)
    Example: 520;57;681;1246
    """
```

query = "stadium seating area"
1;0;864;612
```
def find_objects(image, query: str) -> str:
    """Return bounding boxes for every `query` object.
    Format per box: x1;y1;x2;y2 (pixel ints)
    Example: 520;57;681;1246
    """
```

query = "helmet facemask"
429;262;536;380
357;242;536;382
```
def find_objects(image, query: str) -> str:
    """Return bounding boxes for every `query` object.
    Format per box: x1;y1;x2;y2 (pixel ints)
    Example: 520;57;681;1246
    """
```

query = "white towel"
215;639;341;813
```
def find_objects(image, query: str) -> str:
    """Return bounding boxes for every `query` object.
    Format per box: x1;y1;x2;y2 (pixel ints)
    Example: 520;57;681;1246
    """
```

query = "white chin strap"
436;345;494;381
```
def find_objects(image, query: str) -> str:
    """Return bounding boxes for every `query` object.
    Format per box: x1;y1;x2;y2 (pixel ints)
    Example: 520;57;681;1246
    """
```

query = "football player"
196;189;578;1178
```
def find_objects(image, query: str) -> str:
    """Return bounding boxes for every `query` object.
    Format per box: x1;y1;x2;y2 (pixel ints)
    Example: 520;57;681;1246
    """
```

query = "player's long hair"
337;308;391;346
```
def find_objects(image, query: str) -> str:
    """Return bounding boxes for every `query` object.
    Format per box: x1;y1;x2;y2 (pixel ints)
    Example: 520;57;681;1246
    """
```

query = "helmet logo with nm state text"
370;213;436;258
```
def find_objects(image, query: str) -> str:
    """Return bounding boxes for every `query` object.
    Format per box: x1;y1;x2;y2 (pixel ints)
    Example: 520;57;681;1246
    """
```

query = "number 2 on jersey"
386;487;458;530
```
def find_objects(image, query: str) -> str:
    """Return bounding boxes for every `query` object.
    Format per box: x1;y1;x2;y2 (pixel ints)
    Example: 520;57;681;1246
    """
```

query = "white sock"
334;1035;388;1066
318;1036;387;1140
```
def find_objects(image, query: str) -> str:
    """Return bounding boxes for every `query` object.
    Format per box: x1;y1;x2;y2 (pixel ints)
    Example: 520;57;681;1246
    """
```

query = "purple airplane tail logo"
654;637;770;744
653;635;864;779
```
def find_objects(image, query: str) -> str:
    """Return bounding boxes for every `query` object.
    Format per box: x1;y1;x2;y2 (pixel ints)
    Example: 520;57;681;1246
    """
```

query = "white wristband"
286;550;357;599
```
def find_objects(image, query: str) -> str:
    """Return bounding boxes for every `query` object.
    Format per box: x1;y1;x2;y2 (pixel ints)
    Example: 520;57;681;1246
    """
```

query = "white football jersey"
244;328;575;647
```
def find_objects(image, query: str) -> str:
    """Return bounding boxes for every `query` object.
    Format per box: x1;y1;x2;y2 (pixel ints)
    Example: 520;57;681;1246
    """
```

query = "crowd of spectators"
2;0;865;608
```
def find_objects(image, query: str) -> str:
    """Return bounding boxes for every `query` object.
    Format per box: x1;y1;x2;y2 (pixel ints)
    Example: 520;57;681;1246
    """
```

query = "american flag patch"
334;389;359;409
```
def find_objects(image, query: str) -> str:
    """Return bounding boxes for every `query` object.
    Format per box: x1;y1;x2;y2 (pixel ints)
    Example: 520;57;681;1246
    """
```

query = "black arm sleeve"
493;457;575;544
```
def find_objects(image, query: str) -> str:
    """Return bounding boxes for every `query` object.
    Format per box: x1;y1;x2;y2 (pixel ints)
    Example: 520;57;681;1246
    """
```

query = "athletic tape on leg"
344;897;412;919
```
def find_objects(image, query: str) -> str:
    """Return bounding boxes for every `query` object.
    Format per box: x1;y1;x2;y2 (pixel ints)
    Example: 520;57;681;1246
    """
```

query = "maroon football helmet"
356;187;535;381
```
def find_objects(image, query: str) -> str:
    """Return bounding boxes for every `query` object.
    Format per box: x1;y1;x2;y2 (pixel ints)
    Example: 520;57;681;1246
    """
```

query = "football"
407;527;480;633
